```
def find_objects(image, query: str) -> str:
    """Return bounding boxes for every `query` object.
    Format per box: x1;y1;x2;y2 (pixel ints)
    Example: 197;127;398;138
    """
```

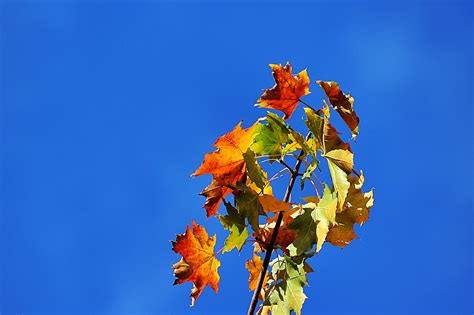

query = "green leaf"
223;224;249;253
287;130;316;157
219;201;249;253
286;207;316;256
243;149;265;191
327;159;350;210
300;159;318;190
252;122;280;157
220;200;246;231
251;112;291;158
235;188;264;233
304;107;324;148
267;112;291;139
266;255;308;315
287;186;337;255
310;186;337;252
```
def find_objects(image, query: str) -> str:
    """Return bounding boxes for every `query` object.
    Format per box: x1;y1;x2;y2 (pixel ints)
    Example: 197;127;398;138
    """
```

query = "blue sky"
1;1;472;315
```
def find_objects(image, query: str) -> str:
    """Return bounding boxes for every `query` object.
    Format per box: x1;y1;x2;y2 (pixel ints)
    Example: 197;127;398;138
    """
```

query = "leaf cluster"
171;63;375;314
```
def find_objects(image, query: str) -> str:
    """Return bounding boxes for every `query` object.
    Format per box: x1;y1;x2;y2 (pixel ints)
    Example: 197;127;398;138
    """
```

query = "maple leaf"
193;122;257;179
247;168;273;196
318;80;359;138
326;172;374;248
243;149;266;191
326;157;351;210
235;187;265;232
193;122;257;217
172;221;221;306
254;195;294;253
303;107;324;148
258;194;292;214
287;186;337;255
285;207;316;256
219;200;249;253
246;254;270;292
256;205;302;254
252;112;292;158
256;63;310;120
300;160;318;190
264;255;308;315
199;174;245;218
305;105;354;209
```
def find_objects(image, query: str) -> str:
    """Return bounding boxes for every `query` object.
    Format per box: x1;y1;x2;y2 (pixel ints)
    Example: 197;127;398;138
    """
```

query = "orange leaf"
257;63;310;120
245;254;270;292
193;122;256;217
325;211;358;248
258;194;292;213
199;169;246;218
172;221;221;306
318;80;359;137
193;122;256;179
255;206;302;254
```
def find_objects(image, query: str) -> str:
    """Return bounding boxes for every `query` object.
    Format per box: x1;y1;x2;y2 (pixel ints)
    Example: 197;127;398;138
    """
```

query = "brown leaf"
172;221;221;306
257;63;310;119
318;80;359;137
255;206;303;254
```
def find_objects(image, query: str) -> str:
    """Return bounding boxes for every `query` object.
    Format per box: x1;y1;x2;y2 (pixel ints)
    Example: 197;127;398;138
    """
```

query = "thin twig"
255;153;300;160
268;168;290;182
308;177;321;198
311;173;325;190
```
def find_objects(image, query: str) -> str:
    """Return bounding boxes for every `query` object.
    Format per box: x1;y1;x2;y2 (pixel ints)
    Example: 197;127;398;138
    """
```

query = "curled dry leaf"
318;80;359;138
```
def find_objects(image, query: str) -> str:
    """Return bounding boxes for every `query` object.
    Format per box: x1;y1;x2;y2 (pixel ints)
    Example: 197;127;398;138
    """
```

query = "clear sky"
1;1;472;315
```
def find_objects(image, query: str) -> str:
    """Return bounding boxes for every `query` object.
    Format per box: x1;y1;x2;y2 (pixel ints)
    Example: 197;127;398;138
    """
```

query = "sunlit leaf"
193;122;257;217
172;221;221;306
219;201;249;253
257;63;310;119
318;80;359;138
265;255;308;315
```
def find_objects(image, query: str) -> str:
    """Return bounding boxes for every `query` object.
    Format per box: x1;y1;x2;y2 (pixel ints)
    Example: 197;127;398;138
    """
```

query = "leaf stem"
268;168;290;182
247;135;310;315
298;99;318;112
308;177;321;198
311;173;325;190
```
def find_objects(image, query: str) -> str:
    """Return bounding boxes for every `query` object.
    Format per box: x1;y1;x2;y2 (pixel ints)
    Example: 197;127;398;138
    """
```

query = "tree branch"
278;159;295;175
247;136;309;315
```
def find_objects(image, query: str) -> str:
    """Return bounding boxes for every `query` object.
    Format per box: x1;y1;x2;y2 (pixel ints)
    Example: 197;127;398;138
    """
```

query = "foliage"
171;63;375;314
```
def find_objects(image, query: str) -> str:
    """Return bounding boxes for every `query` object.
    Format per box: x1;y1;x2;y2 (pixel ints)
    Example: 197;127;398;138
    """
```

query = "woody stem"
247;143;308;315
